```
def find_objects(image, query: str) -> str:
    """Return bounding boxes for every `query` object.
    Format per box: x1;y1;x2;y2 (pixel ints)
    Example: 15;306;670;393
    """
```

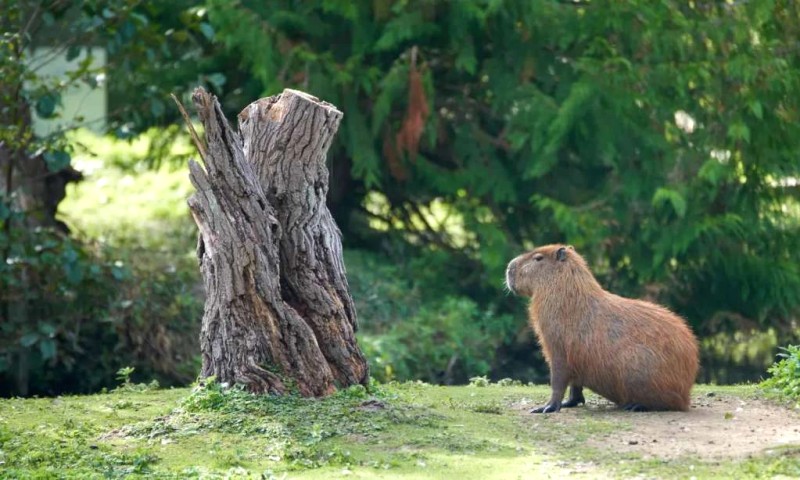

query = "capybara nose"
506;259;518;278
505;258;519;291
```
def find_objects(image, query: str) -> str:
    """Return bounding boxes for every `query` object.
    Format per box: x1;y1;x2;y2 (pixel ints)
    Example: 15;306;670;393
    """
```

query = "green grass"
1;382;798;479
59;128;197;254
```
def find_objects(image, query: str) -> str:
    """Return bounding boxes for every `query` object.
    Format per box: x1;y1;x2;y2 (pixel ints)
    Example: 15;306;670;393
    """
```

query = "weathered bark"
187;88;368;396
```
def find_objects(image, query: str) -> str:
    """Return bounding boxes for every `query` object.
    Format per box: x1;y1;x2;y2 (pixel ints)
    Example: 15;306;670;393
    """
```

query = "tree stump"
186;88;369;396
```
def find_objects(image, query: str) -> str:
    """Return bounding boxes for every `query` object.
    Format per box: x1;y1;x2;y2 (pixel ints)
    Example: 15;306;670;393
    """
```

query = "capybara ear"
556;247;568;262
567;245;575;250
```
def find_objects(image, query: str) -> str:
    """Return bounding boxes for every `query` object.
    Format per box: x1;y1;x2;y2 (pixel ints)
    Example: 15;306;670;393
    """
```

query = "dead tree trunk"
186;88;369;396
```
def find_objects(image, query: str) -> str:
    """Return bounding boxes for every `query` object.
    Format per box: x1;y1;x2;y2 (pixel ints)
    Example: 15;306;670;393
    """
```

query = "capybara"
505;244;699;413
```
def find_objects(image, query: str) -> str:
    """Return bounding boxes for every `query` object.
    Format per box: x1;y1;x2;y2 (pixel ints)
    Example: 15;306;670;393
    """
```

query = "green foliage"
348;249;519;384
0;220;201;397
761;345;800;400
205;0;800;338
0;224;123;395
116;366;136;385
0;0;212;166
0;0;210;397
361;296;512;384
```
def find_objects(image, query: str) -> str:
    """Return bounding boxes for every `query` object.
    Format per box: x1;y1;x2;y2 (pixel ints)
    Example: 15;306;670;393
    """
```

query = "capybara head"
506;244;590;297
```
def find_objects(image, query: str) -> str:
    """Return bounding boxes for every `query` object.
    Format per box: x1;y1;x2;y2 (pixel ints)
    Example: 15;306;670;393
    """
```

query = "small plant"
495;378;524;387
130;449;160;474
182;377;236;412
116;366;136;386
468;376;491;387
761;345;800;400
337;384;369;400
112;366;160;393
471;402;503;414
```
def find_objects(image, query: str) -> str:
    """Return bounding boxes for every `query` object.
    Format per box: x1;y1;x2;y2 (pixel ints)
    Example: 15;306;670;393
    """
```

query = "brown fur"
506;244;699;412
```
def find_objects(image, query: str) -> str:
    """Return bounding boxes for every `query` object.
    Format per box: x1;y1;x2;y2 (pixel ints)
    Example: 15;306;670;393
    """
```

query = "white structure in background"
28;47;107;137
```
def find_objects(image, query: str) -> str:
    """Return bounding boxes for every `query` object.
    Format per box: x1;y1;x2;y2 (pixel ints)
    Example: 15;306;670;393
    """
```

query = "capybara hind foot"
561;398;584;408
530;402;561;414
562;386;585;408
622;403;649;412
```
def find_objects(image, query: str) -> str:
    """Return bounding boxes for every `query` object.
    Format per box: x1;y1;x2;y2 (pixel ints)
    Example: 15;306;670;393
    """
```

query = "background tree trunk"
187;88;369;396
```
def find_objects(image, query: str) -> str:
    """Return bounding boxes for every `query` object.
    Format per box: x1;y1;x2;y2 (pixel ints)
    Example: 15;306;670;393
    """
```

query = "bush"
0;130;205;397
0;222;201;397
347;249;518;384
761;345;800;400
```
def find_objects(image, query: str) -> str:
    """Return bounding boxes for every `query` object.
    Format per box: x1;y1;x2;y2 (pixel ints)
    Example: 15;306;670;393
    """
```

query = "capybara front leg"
561;385;585;408
530;358;568;414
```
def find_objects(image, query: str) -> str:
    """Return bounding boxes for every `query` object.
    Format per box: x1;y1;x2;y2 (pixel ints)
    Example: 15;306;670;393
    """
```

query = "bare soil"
517;391;800;461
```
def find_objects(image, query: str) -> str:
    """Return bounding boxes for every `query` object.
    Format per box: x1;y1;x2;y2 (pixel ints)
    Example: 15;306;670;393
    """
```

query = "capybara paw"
621;403;649;412
530;403;561;414
561;397;585;408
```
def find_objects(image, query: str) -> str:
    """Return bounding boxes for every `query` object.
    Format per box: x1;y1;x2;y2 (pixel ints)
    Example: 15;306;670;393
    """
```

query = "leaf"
374;12;437;51
698;159;727;185
528;82;594;178
66;45;81;62
38;322;57;336
652;188;687;218
455;41;477;74
130;12;149;26
111;265;127;281
727;122;750;143
506;131;529;152
42;11;55;26
150;98;166;117
35;93;60;119
207;73;227;89
372;64;407;135
40;339;57;361
64;261;84;285
345;96;382;187
199;22;215;41
749;100;763;120
43;150;71;172
20;333;39;347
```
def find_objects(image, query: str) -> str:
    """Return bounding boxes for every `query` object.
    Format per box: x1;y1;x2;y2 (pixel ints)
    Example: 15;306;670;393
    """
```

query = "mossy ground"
2;381;799;479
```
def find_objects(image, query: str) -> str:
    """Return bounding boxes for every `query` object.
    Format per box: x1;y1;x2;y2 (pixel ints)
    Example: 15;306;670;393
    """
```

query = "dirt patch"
516;392;800;461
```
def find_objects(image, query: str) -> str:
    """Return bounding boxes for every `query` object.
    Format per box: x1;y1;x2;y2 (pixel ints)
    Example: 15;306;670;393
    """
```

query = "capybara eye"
533;254;544;262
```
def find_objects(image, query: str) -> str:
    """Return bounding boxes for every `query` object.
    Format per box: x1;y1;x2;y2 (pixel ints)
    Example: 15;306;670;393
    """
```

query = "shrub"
0;222;201;397
0;130;204;397
761;345;800;400
348;249;517;384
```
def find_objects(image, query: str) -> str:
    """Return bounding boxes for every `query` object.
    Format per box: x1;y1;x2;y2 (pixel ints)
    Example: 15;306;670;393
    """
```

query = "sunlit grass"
58;129;197;254
1;382;798;479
